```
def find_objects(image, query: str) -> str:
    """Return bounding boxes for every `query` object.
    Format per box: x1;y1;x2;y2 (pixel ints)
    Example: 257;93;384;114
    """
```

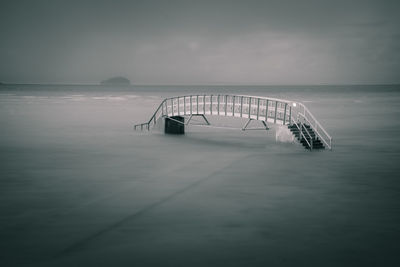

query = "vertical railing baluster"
177;97;180;115
204;94;206;114
266;100;269;121
283;103;287;125
196;95;199;114
225;95;227;116
248;97;252;118
240;96;243;117
210;95;212;114
218;95;220;115
256;98;260;120
274;101;278;123
190;95;192;115
232;96;235;117
184;96;186;115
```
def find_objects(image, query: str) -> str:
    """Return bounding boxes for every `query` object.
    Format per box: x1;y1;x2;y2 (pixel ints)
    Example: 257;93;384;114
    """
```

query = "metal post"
217;95;220;115
184;96;186;115
171;98;174;116
283;103;287;125
197;95;199;114
240;96;243;117
248;97;252;118
210;95;213;115
177;97;180;115
256;98;260;120
232;96;235;116
203;94;206;114
190;95;192;115
266;100;269;121
225;95;227;116
274;101;278;123
289;105;292;125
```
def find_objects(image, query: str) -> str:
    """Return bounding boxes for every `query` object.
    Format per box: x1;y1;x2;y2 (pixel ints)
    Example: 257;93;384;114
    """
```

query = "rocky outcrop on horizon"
100;76;130;85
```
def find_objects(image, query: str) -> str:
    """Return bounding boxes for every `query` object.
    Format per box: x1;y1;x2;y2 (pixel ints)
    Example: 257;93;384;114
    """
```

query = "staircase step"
295;135;317;139
300;144;325;150
292;133;316;137
290;128;314;133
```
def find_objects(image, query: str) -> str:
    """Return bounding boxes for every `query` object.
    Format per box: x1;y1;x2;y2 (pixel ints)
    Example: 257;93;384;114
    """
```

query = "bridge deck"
134;94;332;150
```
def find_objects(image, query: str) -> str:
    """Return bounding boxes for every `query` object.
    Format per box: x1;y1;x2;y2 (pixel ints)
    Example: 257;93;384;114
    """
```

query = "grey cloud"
0;0;399;84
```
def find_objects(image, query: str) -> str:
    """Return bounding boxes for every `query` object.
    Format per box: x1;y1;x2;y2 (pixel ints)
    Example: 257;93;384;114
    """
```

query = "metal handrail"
134;99;167;131
134;94;290;128
297;107;332;150
300;103;331;139
298;113;324;146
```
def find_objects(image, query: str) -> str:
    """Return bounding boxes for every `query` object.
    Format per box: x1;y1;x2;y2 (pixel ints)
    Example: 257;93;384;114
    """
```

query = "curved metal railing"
134;94;332;150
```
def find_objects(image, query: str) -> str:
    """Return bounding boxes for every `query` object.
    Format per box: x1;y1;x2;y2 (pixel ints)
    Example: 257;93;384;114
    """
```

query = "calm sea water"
1;84;399;266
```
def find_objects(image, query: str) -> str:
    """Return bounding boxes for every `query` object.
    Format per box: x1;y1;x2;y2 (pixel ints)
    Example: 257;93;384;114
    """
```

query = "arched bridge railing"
134;94;332;150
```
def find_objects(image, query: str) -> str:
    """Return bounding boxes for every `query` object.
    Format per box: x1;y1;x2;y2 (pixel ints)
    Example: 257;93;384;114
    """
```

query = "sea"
0;84;399;266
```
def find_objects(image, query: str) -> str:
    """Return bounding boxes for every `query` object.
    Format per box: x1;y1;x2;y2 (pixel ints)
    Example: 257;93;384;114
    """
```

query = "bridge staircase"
288;124;325;150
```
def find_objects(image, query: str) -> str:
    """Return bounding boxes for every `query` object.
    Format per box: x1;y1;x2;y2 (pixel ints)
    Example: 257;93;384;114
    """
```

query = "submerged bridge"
134;94;332;150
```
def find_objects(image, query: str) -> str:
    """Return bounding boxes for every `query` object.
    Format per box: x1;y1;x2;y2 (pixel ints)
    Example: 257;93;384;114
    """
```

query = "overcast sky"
0;0;399;84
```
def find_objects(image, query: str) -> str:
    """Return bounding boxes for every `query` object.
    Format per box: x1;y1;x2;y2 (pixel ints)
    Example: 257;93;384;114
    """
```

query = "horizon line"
1;82;400;87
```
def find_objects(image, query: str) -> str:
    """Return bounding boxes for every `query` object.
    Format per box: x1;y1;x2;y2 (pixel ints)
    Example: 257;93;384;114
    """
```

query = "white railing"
295;103;332;150
134;94;332;150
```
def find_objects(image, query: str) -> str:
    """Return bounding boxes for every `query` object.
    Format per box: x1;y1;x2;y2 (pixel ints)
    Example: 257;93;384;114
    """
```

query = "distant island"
100;76;130;85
